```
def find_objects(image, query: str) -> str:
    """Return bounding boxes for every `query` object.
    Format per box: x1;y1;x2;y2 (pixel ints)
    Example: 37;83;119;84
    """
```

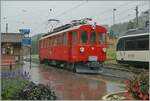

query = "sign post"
19;29;31;69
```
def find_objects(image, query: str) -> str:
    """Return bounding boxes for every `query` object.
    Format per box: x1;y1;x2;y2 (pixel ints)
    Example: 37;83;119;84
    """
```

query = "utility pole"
6;23;8;33
113;8;117;25
135;6;139;28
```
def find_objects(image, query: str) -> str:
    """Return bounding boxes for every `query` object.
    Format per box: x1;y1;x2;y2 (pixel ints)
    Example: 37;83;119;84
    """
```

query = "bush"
17;82;57;100
124;71;149;100
1;79;57;100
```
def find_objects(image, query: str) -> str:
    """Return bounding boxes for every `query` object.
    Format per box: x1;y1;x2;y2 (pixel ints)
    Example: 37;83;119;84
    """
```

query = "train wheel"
72;63;76;73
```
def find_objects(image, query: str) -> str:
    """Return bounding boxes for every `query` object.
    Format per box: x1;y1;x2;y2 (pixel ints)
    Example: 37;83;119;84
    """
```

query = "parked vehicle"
39;18;107;73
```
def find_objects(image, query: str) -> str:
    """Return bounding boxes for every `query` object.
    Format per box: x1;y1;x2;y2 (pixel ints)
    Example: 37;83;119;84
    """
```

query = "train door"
116;38;125;61
68;31;73;61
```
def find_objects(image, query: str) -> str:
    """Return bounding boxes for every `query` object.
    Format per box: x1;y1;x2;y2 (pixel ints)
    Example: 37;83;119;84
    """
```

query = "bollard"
10;63;12;71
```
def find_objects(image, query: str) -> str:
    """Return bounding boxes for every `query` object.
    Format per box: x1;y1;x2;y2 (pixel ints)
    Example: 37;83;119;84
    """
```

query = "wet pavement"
22;61;125;100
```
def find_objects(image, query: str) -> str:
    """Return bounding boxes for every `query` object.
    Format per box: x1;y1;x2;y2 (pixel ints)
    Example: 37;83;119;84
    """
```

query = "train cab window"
63;33;67;45
90;32;96;44
80;31;88;44
137;38;149;50
98;32;104;44
73;31;78;44
117;39;125;51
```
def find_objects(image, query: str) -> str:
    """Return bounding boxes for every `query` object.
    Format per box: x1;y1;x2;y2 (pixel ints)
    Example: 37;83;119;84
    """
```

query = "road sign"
22;37;31;46
19;29;30;34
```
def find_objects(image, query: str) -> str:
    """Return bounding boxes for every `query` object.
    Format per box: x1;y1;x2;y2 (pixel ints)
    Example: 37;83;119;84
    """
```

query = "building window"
2;45;14;54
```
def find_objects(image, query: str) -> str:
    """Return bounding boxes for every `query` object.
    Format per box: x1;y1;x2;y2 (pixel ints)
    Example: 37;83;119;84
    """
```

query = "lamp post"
113;8;117;25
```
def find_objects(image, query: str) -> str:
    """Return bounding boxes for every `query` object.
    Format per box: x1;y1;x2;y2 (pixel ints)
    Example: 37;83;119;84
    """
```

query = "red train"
39;19;107;73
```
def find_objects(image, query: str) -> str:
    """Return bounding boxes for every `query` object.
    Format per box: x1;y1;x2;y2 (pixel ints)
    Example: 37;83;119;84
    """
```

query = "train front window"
90;32;96;44
98;32;104;44
80;31;88;44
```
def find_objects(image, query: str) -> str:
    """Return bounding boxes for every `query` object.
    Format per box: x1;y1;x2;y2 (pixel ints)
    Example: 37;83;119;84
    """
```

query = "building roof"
1;33;24;43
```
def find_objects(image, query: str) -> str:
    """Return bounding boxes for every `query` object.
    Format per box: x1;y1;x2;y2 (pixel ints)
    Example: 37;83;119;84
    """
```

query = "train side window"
49;38;52;47
90;32;96;44
73;31;78;44
80;30;88;44
54;36;57;47
98;32;103;44
125;40;136;50
43;40;45;48
47;38;49;47
57;35;61;46
137;38;149;50
63;33;67;45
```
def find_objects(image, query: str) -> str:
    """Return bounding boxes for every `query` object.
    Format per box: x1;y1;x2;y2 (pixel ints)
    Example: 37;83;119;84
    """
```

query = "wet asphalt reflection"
23;61;125;100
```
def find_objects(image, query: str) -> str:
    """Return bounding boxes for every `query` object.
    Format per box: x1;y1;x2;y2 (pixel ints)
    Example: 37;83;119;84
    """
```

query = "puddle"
20;61;125;100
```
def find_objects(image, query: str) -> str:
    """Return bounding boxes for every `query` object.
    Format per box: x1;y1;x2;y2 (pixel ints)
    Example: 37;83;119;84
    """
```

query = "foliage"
106;48;116;60
107;95;125;101
1;78;29;100
124;71;149;100
17;82;57;100
1;79;57;100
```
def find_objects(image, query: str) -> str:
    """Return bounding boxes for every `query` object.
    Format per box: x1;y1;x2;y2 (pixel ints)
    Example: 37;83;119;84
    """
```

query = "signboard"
19;29;30;34
22;37;31;46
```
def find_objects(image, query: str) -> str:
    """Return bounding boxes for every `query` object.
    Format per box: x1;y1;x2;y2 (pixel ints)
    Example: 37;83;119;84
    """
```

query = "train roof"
119;32;149;39
39;24;83;40
39;24;106;40
119;27;149;39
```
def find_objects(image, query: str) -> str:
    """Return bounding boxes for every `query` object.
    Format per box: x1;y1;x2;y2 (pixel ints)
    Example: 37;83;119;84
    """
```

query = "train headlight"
102;48;106;53
80;47;85;53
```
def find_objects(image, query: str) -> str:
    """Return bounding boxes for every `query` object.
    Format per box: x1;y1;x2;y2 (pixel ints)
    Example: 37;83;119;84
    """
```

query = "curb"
102;90;127;100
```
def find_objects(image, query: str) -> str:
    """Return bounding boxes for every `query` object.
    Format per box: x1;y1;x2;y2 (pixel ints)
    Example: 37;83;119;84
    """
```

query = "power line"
31;1;87;35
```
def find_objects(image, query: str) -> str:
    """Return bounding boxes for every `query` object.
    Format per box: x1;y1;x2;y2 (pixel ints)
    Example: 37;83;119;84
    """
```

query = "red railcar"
39;20;107;73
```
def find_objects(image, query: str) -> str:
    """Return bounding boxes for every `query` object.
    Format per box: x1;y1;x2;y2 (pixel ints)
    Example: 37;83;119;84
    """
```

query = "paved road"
22;61;125;100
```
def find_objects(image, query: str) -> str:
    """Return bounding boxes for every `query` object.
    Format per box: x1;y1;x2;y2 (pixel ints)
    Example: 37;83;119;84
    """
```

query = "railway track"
24;59;147;81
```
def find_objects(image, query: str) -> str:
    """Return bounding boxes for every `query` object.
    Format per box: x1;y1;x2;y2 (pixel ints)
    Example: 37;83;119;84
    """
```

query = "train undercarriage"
40;59;103;73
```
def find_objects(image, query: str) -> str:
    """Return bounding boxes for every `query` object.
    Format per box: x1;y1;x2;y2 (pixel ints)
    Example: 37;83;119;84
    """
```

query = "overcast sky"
1;1;149;36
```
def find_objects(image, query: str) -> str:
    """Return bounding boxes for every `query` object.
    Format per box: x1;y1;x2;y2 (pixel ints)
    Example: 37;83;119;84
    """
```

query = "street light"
113;8;117;25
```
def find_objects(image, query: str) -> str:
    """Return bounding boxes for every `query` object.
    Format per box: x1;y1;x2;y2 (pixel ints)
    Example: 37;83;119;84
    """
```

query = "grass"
106;48;117;64
107;48;116;60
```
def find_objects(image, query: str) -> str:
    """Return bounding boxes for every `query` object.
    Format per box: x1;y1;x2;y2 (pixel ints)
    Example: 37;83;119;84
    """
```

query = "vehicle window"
54;36;57;47
73;31;78;44
98;32;103;44
125;40;136;50
63;33;67;45
80;31;88;44
90;32;96;44
57;35;62;46
117;39;125;51
49;38;52;47
137;38;149;50
46;38;49;48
